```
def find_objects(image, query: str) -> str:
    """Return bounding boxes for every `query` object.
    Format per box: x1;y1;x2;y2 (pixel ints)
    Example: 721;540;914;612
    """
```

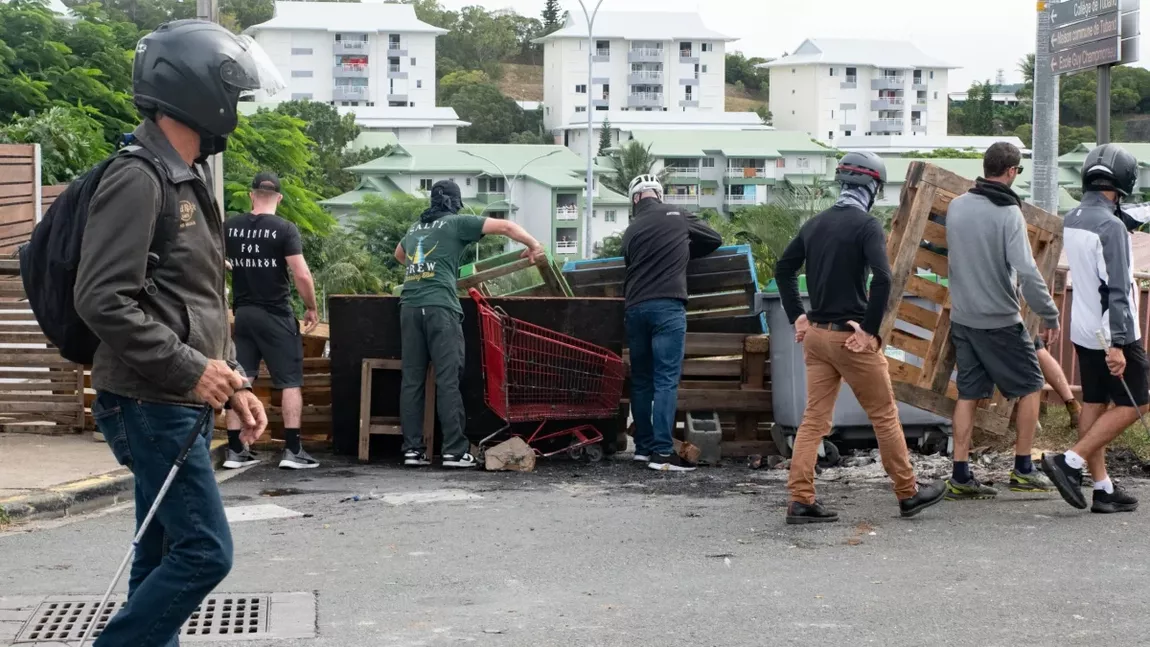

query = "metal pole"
196;0;226;213
1098;65;1112;145
1032;1;1060;215
461;150;560;257
579;0;604;259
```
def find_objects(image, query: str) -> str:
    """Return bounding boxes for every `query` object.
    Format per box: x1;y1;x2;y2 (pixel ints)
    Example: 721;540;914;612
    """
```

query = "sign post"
1048;0;1140;145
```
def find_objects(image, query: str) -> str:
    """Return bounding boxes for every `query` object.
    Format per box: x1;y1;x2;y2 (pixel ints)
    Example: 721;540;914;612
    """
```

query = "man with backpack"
38;21;281;646
223;171;321;470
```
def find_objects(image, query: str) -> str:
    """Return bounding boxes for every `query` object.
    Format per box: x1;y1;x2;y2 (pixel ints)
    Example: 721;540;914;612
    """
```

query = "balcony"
333;64;369;79
870;118;904;133
592;97;610;108
912;121;928;133
556;241;579;255
627;91;663;108
387;64;407;79
665;194;699;205
333;85;369;101
912;102;928;112
555;204;579;221
870;97;904;111
628;70;664;84
333;40;368;55
912;80;927;92
725;194;755;205
665;167;699;178
839;123;856;131
871;76;905;91
592;48;610;62
726;167;768;179
841;75;858;89
628;47;663;63
387;93;408;103
679;49;699;64
387;42;407;56
680;99;698;108
476;191;506;203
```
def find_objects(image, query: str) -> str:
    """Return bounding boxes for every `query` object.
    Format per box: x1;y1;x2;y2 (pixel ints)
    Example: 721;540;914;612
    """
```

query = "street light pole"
577;0;604;259
461;149;562;261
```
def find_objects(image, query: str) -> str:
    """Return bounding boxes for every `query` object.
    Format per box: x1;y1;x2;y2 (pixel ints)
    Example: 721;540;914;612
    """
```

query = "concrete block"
685;411;722;464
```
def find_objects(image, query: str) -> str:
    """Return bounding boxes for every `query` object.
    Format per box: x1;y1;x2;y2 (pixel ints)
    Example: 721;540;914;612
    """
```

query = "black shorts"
1033;336;1045;351
1074;343;1150;407
234;306;303;389
951;322;1044;400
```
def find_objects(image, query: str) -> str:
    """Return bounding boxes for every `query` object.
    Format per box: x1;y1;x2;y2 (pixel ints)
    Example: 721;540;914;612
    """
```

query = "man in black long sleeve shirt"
623;173;722;472
774;152;945;524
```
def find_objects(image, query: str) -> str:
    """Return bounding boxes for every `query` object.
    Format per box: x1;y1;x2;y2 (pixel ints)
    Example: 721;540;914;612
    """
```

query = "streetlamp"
461;149;562;261
577;0;604;259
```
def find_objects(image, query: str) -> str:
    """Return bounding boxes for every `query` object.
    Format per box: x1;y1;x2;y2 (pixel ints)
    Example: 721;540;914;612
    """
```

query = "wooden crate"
457;249;572;297
562;245;766;335
879;162;1064;437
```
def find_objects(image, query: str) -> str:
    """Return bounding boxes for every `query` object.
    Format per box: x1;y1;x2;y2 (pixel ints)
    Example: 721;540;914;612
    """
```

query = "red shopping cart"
470;288;625;462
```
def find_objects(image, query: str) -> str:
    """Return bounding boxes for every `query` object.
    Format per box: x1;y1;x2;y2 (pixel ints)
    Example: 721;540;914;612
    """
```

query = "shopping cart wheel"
584;444;604;463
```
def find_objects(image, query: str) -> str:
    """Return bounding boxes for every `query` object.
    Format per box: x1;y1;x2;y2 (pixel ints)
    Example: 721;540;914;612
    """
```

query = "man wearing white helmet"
622;173;722;471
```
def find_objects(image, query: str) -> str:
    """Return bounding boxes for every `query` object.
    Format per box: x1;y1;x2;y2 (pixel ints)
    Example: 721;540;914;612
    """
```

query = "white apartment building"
246;2;443;110
762;38;957;145
535;12;734;136
560;110;771;156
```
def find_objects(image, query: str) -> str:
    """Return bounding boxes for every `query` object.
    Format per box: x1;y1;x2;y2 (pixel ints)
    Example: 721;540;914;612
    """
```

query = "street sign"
1051;12;1120;50
1051;36;1120;72
1051;0;1120;27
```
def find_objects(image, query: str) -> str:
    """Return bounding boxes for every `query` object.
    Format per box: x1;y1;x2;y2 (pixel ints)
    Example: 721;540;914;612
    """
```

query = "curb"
0;440;229;525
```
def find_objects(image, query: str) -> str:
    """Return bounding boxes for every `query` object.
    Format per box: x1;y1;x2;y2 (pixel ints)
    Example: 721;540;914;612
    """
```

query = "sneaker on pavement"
404;450;431;467
786;500;839;524
899;480;947;518
222;448;260;470
279;448;320;470
1009;469;1054;493
632;453;650;463
945;477;998;500
647;453;696;472
442;453;479;468
1040;453;1087;509
1091;484;1138;514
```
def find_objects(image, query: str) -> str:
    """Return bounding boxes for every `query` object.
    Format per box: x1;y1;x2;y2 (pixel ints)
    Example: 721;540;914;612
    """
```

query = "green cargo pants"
400;305;469;457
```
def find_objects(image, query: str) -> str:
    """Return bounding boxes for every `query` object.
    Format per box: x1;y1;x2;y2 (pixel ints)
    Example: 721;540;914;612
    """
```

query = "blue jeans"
92;392;233;647
625;299;687;457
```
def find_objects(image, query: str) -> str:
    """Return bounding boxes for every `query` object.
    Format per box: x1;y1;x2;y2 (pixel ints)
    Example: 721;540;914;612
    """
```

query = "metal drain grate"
14;594;274;643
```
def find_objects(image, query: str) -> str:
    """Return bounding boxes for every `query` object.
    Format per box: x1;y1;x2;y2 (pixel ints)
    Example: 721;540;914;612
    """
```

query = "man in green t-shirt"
395;179;545;468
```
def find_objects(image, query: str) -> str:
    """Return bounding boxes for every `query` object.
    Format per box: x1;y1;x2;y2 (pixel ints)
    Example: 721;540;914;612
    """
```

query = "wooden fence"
0;144;38;257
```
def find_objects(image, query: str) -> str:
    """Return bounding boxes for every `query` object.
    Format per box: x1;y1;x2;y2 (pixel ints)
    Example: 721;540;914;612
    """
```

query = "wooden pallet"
879;162;1064;437
357;358;434;462
457;249;572;297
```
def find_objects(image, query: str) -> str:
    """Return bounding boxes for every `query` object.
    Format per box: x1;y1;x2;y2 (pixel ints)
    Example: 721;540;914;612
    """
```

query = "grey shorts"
950;322;1044;400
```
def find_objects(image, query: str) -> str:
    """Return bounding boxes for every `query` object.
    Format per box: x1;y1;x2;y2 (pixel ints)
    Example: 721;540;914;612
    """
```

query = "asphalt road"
2;454;1149;647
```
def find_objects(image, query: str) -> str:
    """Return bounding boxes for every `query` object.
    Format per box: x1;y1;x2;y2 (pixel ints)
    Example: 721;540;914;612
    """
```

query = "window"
575;106;587;113
701;64;708;73
845;130;852;136
419;178;433;191
829;131;834;140
416;80;422;88
575;84;587;93
604;210;617;223
829;67;836;76
831;110;835;118
930;71;935;79
703;43;713;52
776;158;785;168
934;91;938;99
466;178;472;186
797;157;810;168
291;70;313;78
791;89;795;94
411;57;417;65
291;93;313;100
596;39;609;50
702;187;715;196
701;157;715;168
291;47;312;55
792;68;795;74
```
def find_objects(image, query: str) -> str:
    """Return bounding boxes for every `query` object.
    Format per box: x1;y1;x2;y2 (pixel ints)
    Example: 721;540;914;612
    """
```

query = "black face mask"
196;134;229;162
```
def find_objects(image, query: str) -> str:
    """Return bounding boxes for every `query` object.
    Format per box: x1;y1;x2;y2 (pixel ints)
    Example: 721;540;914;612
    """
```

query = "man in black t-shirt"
224;172;320;470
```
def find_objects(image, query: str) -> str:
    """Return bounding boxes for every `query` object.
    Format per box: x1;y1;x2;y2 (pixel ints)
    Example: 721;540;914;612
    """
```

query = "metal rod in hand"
1094;330;1150;438
78;406;213;647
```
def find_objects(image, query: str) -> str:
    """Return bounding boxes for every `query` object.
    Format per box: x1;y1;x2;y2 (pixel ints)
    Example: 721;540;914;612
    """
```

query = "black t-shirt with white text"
225;212;302;317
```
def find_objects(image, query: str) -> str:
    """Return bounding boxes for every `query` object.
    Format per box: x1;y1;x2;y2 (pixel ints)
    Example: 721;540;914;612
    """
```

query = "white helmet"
628;173;663;201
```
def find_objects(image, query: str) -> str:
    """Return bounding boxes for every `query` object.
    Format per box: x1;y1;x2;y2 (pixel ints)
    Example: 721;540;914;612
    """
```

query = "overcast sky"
432;0;1148;92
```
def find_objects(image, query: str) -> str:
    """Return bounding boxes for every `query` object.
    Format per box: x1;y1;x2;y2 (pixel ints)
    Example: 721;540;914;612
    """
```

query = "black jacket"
622;198;723;308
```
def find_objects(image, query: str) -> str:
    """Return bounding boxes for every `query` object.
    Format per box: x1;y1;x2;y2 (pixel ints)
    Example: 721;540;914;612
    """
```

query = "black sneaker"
1092;485;1139;514
1040;453;1087;509
442;453;479;469
899;480;947;518
647;453;696;472
786;500;839;525
279;448;320;470
404;450;431;467
222;448;260;470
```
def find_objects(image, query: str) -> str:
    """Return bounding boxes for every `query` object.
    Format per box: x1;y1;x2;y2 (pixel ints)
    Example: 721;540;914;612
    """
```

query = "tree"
0;106;112;184
597;118;612;156
902;148;983;159
304;230;386;302
541;0;560;31
447;82;524;143
595;232;623;258
754;105;772;126
438;69;491;104
271;100;366;194
602;141;663;197
724;52;770;93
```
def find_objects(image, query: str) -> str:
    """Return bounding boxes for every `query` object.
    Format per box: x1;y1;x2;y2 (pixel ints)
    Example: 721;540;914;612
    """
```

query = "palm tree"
1019;53;1035;85
603;140;666;196
306;233;387;319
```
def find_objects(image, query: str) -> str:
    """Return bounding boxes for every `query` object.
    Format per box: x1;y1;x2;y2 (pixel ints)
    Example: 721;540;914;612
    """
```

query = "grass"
496;63;769;114
0;506;9;527
1037;404;1150;461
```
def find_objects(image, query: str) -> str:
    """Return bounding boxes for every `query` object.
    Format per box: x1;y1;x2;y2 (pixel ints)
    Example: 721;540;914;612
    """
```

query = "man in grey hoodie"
944;142;1060;500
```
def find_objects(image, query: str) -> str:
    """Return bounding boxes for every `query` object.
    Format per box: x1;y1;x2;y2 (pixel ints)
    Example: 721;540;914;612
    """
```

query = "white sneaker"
633;454;650;463
404;450;431;467
279;448;320;470
442;453;478;468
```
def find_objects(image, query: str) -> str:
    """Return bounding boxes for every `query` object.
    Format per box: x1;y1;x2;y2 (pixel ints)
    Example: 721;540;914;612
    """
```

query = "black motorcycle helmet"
836;151;888;187
133;20;284;154
1082;143;1138;197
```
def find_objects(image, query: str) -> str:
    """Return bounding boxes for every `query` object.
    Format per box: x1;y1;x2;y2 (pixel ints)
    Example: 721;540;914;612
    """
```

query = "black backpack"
19;144;179;365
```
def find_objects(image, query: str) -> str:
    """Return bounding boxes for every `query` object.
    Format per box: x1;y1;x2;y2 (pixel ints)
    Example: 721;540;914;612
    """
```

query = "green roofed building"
321;143;629;260
1059;142;1150;198
619;129;838;214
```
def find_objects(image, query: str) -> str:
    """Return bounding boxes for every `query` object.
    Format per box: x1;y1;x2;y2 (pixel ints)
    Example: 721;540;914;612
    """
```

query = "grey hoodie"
944;191;1060;330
